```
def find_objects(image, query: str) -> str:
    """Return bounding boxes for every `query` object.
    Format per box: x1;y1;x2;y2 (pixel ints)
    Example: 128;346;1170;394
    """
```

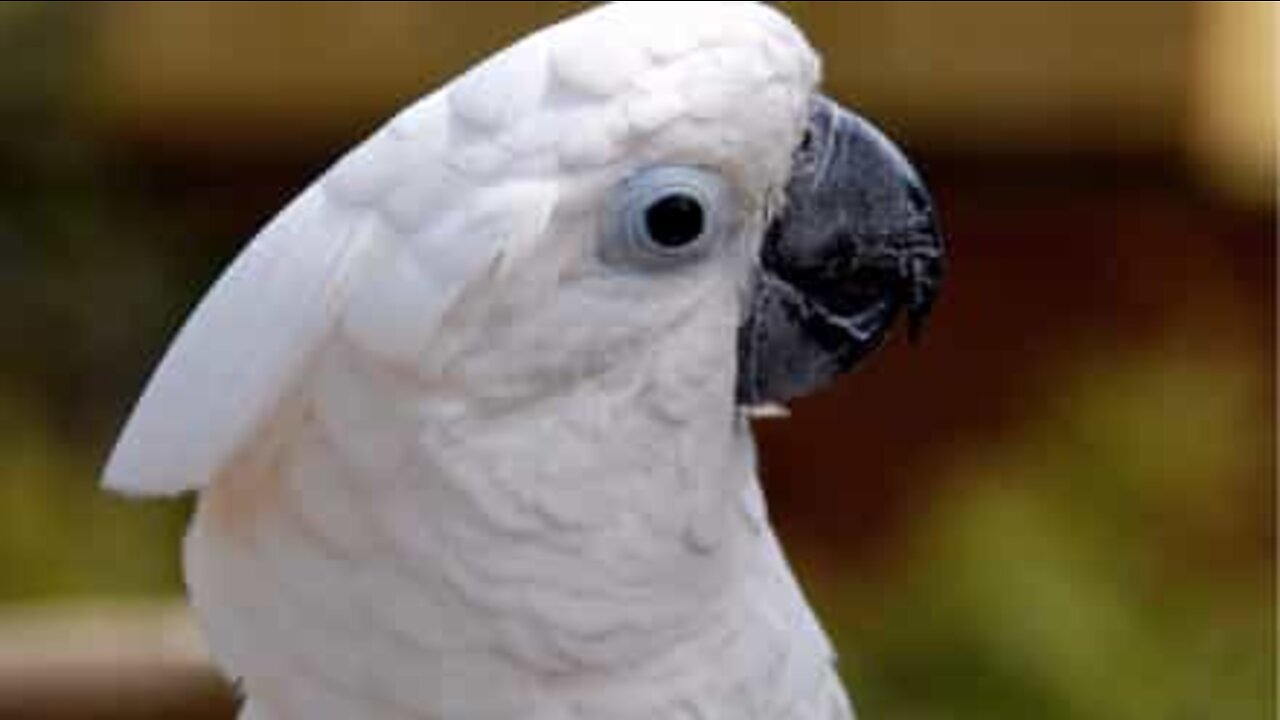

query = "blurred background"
0;2;1273;718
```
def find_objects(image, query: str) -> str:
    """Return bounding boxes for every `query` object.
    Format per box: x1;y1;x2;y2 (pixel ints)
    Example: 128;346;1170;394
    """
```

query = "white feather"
103;188;360;495
103;89;554;498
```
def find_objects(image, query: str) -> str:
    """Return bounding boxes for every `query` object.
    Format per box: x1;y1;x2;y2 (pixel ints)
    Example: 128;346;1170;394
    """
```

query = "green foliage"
815;342;1274;720
0;4;193;603
0;395;187;601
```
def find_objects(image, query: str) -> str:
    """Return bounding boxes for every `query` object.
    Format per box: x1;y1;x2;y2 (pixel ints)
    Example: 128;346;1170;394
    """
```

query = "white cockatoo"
104;2;944;718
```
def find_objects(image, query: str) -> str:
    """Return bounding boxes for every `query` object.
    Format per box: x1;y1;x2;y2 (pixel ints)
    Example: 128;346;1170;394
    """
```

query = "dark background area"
0;3;1273;719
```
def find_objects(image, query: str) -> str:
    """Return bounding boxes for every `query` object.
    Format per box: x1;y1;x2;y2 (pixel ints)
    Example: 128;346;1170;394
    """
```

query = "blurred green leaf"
0;394;186;601
814;336;1274;720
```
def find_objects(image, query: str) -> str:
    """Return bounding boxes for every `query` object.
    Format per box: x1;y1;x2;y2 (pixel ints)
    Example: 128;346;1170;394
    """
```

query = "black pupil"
645;194;705;248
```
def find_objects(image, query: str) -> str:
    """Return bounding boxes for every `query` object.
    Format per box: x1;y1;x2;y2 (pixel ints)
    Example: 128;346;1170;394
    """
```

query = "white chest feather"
183;308;851;719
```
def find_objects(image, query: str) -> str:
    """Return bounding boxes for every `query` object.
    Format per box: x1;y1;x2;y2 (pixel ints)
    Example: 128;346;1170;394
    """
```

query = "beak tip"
906;300;934;345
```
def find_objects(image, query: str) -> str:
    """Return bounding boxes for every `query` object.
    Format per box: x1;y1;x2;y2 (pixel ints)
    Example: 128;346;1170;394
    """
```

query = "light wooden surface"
0;603;233;720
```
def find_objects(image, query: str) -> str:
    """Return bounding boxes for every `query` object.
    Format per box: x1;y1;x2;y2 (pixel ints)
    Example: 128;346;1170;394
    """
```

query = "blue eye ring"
602;166;735;270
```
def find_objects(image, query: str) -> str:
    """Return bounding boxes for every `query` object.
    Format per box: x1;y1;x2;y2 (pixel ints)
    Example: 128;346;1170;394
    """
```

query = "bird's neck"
400;341;763;673
186;291;851;716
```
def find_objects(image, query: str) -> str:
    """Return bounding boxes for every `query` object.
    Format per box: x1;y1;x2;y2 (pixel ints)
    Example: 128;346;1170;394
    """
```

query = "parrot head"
101;1;946;502
439;3;946;415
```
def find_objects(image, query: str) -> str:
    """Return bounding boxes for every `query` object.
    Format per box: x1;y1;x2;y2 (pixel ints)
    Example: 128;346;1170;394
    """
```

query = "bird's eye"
603;166;735;270
645;193;705;249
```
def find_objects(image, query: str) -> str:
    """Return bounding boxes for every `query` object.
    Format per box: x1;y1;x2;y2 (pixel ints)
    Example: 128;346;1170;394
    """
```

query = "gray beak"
737;96;946;406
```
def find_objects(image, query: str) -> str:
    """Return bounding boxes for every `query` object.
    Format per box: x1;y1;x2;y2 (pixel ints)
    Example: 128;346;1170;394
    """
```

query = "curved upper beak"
737;96;946;406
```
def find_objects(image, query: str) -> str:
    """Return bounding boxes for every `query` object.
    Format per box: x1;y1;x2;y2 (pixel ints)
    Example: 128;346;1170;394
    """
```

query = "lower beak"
737;96;946;406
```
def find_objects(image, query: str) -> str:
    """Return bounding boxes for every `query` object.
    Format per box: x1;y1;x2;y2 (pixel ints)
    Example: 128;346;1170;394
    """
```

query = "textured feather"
102;78;546;497
103;188;360;495
114;2;849;718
